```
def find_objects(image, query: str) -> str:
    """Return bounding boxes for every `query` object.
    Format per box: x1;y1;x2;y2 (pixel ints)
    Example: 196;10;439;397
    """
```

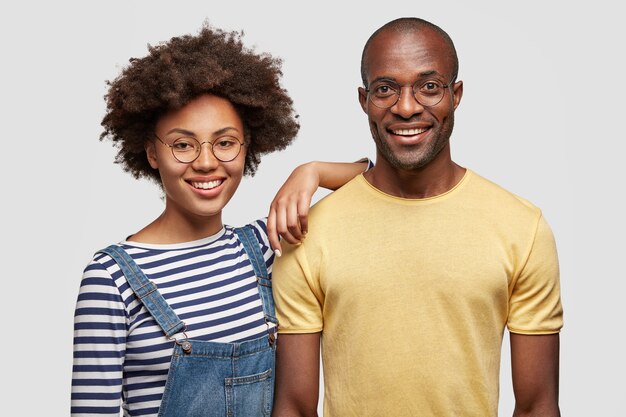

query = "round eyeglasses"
365;78;456;109
154;134;245;163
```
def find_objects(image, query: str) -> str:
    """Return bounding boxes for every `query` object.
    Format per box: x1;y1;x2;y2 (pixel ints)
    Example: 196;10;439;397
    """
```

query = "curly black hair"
101;22;300;183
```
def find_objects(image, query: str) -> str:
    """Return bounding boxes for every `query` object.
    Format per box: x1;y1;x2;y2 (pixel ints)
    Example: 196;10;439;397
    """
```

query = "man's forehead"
368;28;448;59
365;31;453;78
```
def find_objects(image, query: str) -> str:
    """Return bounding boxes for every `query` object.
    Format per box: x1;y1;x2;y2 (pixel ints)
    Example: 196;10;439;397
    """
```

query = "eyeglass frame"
153;133;246;164
364;75;458;109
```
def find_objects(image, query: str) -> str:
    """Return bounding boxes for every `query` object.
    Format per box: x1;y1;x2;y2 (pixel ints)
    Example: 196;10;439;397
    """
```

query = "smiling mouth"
190;180;223;190
391;127;428;135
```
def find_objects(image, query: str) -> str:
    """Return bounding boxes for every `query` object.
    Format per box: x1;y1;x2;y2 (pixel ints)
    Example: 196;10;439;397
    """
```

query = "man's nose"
391;86;425;118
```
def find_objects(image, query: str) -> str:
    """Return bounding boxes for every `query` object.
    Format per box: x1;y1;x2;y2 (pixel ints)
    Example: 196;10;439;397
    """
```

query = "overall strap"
98;245;186;338
234;226;277;324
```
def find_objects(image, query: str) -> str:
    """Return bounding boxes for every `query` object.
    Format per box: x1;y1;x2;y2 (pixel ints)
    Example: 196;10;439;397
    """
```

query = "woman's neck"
128;208;224;244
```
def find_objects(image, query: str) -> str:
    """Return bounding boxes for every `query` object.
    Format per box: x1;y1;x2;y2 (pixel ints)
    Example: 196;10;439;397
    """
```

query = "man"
271;17;563;417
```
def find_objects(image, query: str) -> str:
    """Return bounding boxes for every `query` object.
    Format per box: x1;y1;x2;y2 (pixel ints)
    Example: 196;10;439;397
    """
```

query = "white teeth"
191;180;222;190
392;128;427;135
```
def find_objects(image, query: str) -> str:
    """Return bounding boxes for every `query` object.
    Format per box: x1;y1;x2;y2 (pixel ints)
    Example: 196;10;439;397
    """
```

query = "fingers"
285;198;304;242
271;193;311;246
276;198;301;244
297;194;311;237
266;207;282;257
268;163;318;249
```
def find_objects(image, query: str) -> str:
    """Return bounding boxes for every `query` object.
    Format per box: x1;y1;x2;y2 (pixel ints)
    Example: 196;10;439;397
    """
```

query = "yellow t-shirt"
272;170;563;417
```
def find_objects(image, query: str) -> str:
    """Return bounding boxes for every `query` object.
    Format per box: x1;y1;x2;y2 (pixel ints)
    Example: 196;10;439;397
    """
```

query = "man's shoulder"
467;170;542;215
310;175;366;212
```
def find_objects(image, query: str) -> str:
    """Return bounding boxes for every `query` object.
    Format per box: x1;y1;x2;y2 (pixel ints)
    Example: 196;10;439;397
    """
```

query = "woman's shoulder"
227;218;269;244
76;246;126;305
226;219;274;264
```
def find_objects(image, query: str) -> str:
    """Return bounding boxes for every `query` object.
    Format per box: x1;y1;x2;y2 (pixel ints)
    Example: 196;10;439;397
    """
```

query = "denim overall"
99;226;277;417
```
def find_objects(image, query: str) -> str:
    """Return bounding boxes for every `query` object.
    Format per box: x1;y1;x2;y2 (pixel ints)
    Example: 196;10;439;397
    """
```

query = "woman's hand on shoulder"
267;162;319;256
267;159;369;256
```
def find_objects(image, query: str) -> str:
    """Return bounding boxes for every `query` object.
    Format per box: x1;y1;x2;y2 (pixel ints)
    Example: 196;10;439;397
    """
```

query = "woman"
71;24;366;417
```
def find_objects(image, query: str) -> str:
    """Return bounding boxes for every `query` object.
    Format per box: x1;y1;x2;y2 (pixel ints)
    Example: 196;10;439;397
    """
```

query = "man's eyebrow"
369;71;444;85
418;70;439;78
369;76;398;84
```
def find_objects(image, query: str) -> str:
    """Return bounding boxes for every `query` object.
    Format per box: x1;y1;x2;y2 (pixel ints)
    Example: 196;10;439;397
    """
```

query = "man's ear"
145;141;158;169
358;87;368;114
452;80;463;110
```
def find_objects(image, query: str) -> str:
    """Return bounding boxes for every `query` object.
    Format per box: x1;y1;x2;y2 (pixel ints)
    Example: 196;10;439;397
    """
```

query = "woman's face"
147;94;246;223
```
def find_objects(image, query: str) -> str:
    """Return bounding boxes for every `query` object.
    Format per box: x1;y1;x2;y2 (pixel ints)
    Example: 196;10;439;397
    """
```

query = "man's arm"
510;333;561;417
272;333;321;417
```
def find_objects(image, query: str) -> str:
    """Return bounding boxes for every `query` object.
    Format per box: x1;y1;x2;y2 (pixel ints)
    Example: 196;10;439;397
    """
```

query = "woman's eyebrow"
212;126;241;137
164;126;241;137
165;127;196;136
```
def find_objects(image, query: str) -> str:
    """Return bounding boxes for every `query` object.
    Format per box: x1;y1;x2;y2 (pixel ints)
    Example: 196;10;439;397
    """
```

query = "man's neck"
363;157;466;199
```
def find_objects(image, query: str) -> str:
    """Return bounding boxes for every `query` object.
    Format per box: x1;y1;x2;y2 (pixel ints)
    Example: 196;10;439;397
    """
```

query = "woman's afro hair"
101;23;300;183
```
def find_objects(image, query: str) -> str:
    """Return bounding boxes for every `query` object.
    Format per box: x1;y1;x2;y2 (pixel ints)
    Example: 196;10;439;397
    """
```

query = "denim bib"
98;226;277;417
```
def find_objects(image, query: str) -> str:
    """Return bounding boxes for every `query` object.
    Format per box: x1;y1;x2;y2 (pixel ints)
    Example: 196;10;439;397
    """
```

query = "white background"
1;0;623;415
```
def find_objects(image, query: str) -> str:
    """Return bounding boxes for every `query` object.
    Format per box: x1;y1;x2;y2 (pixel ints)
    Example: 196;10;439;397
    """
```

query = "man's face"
358;29;463;171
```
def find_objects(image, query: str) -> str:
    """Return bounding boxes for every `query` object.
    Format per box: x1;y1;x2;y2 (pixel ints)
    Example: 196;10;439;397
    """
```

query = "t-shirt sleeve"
271;241;324;334
507;214;563;334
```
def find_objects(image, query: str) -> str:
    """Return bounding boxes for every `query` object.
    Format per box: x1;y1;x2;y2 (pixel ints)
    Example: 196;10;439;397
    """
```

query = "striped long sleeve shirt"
71;220;275;416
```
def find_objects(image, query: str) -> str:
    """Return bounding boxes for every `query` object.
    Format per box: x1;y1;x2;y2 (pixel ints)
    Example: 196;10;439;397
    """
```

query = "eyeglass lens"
368;80;449;109
169;136;242;163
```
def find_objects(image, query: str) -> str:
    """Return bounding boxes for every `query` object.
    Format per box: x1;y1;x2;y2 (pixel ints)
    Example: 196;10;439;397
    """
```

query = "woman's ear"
145;141;159;169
